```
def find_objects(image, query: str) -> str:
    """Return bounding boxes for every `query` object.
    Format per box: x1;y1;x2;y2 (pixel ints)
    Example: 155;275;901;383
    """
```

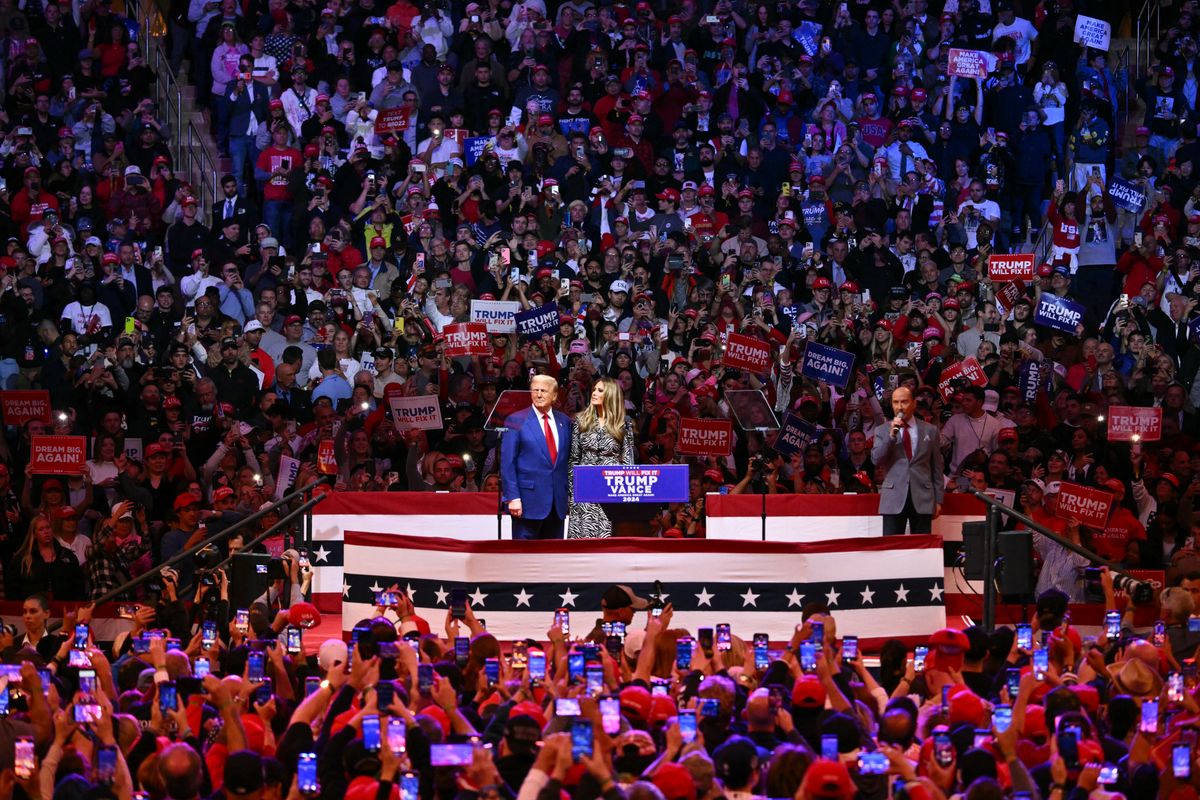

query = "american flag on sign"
339;532;947;645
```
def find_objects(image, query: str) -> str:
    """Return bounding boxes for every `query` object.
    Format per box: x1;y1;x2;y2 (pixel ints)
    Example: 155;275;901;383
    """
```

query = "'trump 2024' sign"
573;465;690;503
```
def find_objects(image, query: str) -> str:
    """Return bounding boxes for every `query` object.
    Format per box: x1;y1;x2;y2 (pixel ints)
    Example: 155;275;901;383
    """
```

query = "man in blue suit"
501;374;571;539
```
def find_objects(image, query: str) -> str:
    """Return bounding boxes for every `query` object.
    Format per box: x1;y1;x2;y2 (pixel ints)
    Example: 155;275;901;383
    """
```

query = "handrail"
175;491;326;604
970;489;1123;571
89;478;330;608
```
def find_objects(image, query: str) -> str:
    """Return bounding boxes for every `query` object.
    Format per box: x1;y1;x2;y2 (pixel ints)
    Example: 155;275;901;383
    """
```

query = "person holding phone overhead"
873;386;943;535
567;378;635;539
501;374;572;539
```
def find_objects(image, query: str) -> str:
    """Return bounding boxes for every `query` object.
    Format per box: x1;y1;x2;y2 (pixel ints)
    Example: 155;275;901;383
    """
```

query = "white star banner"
339;531;948;645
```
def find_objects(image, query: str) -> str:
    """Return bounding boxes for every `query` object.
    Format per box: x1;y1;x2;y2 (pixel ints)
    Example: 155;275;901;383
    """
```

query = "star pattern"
825;587;841;606
434;586;448;605
559;588;578;607
929;584;944;602
695;587;714;607
740;587;760;607
895;584;910;603
514;588;533;607
860;585;875;605
368;581;383;595
313;545;331;563
469;587;488;607
786;588;805;608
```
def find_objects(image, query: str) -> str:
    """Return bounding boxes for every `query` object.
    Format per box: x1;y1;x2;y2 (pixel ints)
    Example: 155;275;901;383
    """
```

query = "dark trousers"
513;514;565;540
883;491;932;536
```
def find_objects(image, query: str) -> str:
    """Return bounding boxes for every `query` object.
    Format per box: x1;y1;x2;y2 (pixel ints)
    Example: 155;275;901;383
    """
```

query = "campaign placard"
1108;176;1146;213
470;299;520;333
443;323;491;357
1106;405;1163;442
994;280;1026;315
723;332;772;374
801;341;855;388
1034;295;1085;333
0;390;51;425
388;394;445;431
677;418;734;457
123;437;143;463
515;304;560;342
464;136;493;166
1055;481;1114;529
948;48;989;78
771;413;819;456
275;455;300;499
936;356;988;401
572;464;690;503
987;253;1035;282
374;107;411;134
1074;14;1111;50
29;435;87;475
317;440;338;475
1019;359;1045;405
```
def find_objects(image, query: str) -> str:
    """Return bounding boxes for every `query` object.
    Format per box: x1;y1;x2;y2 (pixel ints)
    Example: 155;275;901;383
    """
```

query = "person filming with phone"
872;386;943;535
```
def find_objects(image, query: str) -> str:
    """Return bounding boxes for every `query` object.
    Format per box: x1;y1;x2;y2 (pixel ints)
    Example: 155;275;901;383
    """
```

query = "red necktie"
543;413;557;463
903;426;913;461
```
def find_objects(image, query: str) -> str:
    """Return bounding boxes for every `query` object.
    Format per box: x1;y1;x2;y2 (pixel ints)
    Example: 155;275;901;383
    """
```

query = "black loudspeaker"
997;531;1034;595
961;521;987;580
229;552;273;610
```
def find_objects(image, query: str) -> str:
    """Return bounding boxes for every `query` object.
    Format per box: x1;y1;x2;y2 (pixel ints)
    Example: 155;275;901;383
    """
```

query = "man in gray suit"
872;386;944;535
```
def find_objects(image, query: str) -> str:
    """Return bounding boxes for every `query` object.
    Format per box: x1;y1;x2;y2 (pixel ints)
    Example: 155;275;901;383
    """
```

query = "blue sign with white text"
573;465;690;504
801;341;855;388
1107;176;1146;213
1034;295;1085;333
515;304;560;342
771;413;819;456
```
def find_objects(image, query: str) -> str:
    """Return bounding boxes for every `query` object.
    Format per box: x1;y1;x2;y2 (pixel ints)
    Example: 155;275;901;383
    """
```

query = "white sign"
275;455;300;499
388;394;444;431
470;299;520;333
124;437;143;462
359;353;377;376
1074;15;1111;50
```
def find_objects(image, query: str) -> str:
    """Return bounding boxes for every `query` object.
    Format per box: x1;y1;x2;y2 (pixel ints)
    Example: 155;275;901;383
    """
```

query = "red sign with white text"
317;440;338;475
1055;481;1115;529
374;107;412;134
994;280;1027;315
443;323;491;357
936;357;988;400
678;418;734;457
988;253;1036;282
1106;405;1163;442
723;333;772;374
29;435;87;475
0;390;51;425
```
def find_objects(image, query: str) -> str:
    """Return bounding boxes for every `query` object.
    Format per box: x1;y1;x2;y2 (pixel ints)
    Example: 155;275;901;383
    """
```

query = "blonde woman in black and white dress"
567;377;635;539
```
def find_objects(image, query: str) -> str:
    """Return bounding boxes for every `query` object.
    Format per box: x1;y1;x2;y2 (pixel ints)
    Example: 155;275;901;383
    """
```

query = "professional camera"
195;545;222;586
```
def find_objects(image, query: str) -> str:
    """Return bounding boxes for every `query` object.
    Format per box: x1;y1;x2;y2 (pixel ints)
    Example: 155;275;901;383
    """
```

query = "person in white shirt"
956;181;1002;249
281;65;319;138
992;1;1037;66
884;120;930;182
939;385;1016;473
180;253;224;303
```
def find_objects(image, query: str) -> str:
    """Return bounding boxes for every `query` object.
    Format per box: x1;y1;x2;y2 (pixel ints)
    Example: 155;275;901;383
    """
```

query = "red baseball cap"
174;493;200;511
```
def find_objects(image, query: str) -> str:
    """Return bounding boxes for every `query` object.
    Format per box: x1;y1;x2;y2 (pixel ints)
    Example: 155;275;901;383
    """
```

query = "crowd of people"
1;0;1200;793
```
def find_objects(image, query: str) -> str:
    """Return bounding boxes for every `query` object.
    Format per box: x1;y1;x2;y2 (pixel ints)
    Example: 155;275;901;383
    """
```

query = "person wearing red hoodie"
10;166;59;237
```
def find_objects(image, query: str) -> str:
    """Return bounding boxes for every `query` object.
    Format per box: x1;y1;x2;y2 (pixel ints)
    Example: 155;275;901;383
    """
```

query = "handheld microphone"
890;414;904;441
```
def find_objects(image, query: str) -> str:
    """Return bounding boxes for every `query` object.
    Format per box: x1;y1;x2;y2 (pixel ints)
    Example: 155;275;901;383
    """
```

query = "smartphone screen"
97;745;118;785
298;752;319;794
1033;649;1049;681
1154;621;1167;647
304;675;319;695
248;652;265;682
376;681;394;710
933;733;954;767
697;627;714;654
715;623;732;652
78;669;97;694
821;734;838;761
450;588;467;620
600;697;621;734
842;636;858;662
14;737;34;780
1005;667;1021;697
994;705;1012;733
1016;623;1032;650
571;719;593;760
914;646;928;672
485;658;500;688
678;709;697;743
74;623;89;650
400;774;419;800
754;643;769;670
158;683;177;714
387;718;406;754
568;653;585;684
362;714;382;752
675;638;693;671
417;663;434;694
1175;743;1192;778
1057;731;1079;769
585;666;603;696
235;609;249;632
202;620;218;650
528;649;546;682
1141;700;1159;733
800;643;816;673
1105;611;1121;640
454;637;469;667
286;626;302;655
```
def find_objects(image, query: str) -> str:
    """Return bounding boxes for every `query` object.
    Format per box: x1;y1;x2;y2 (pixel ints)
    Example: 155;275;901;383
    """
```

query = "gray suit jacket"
871;418;945;515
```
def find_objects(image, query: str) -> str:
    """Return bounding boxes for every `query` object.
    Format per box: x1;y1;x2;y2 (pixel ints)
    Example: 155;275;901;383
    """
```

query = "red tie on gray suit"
903;426;912;461
543;413;557;463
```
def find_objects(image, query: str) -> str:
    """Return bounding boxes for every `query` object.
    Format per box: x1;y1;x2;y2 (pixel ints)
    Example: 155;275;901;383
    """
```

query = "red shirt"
255;146;302;203
1089;507;1146;562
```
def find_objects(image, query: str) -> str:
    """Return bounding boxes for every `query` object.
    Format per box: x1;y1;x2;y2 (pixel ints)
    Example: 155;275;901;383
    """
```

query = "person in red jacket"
1088;478;1148;564
1046;184;1081;272
10;166;59;237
